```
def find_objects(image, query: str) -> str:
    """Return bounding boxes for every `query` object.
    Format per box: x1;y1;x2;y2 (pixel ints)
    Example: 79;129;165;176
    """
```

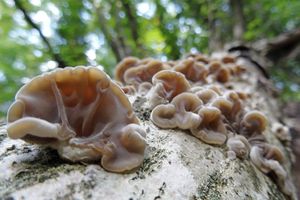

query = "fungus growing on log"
7;66;146;173
208;61;231;83
124;59;169;86
173;58;208;82
151;92;202;129
193;88;220;103
114;57;140;84
240;110;268;139
147;70;190;108
250;144;294;197
4;54;295;198
190;107;227;145
227;134;251;159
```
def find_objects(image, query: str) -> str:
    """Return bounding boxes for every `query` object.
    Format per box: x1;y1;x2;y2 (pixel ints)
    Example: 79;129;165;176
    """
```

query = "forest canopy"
0;0;300;116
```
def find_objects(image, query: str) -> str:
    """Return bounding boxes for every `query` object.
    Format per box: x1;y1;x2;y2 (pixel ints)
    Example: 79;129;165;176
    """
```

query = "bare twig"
93;1;123;61
13;0;67;68
254;29;300;62
120;0;144;54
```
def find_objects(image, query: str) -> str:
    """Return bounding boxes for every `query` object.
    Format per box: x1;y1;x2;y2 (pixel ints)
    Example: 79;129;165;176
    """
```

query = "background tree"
0;0;300;115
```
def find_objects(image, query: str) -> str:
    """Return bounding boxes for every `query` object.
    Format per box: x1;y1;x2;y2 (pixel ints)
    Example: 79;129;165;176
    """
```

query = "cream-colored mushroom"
194;88;219;104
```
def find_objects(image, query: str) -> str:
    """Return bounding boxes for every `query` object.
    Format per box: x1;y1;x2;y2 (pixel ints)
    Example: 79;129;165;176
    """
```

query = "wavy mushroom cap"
191;106;227;145
227;135;251;159
114;57;140;83
151;93;202;130
185;53;210;64
208;61;222;74
7;66;146;173
153;70;191;98
208;61;232;83
211;97;233;116
250;144;293;197
147;70;191;107
124;59;169;85
195;88;219;104
173;58;208;82
241;111;268;137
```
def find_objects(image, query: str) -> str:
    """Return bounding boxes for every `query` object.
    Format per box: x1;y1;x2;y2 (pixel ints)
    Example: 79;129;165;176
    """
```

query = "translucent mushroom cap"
114;57;139;83
152;70;190;99
241;111;268;134
173;58;208;82
147;70;191;108
7;66;146;173
151;92;202;129
124;59;168;85
190;106;227;145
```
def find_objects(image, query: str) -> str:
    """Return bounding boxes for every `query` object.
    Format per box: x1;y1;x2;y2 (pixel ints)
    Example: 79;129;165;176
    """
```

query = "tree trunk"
0;54;297;199
230;0;245;42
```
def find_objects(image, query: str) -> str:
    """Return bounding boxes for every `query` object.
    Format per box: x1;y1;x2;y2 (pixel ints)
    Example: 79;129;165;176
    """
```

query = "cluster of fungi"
6;53;293;197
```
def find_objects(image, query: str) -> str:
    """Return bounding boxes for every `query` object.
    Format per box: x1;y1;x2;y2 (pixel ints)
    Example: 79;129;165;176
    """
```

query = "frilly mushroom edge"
7;66;146;173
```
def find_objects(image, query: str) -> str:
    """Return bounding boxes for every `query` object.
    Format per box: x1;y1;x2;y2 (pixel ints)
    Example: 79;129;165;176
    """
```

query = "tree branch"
13;0;67;68
113;3;131;57
93;2;123;61
120;0;144;55
253;28;300;63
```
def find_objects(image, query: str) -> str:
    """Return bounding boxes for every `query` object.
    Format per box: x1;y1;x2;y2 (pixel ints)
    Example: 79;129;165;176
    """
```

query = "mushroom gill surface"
7;66;146;173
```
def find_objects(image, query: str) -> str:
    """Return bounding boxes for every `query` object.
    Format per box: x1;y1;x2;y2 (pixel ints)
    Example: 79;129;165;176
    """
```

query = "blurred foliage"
0;0;300;116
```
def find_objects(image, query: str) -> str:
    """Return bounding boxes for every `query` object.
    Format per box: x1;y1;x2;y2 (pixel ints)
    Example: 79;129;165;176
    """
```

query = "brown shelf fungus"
173;58;208;83
147;70;191;108
250;144;294;197
191;107;227;145
6;66;146;173
240;110;268;139
114;56;140;84
208;61;231;83
226;134;251;159
151;93;202;129
124;59;169;86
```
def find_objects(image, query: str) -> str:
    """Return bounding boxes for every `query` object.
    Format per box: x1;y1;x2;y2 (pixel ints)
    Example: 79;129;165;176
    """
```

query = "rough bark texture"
0;56;297;199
